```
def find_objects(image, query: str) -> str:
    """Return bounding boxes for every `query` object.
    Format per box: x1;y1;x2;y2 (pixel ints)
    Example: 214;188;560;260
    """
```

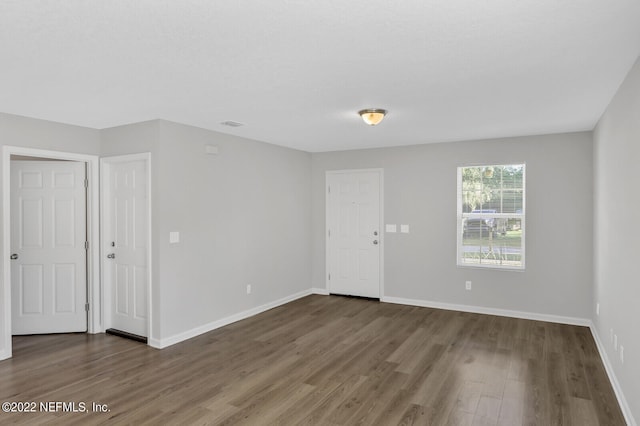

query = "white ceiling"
1;1;639;152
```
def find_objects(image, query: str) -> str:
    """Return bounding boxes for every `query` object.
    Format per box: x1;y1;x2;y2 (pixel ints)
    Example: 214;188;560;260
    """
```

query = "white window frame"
456;164;526;270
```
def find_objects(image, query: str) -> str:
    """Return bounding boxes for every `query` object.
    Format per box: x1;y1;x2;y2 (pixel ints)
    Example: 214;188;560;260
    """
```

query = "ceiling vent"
220;120;244;127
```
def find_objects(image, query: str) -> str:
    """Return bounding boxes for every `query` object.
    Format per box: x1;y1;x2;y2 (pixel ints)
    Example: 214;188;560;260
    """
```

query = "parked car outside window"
463;209;507;237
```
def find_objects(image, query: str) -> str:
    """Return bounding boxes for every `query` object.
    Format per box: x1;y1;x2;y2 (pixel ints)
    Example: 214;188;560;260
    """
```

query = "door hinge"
328;229;331;238
328;273;331;281
84;241;89;250
85;303;90;312
328;185;331;194
84;179;88;188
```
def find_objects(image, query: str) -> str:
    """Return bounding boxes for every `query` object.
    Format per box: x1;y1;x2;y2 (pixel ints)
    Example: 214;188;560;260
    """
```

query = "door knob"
107;253;115;259
373;231;378;236
373;240;378;245
10;253;18;260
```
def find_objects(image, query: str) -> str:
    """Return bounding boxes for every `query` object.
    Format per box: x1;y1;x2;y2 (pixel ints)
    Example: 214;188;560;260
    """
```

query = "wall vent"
220;120;244;127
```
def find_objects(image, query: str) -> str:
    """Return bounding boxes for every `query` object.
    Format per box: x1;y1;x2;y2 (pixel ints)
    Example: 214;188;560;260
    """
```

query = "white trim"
100;153;153;344
152;289;313;349
311;287;330;295
325;172;329;291
589;324;637;426
462;212;524;219
325;168;383;174
379;171;385;299
381;296;591;326
1;146;100;361
456;163;526;271
1;149;9;360
325;168;384;299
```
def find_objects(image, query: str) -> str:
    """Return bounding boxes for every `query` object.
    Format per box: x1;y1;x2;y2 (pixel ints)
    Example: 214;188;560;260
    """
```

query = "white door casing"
102;154;151;338
326;170;382;298
2;147;100;361
10;161;87;334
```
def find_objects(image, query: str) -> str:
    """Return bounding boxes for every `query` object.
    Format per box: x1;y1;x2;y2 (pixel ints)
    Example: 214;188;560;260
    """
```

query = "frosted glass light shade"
358;109;387;126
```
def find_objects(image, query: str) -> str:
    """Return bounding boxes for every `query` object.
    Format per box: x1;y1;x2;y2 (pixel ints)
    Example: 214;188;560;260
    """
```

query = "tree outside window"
457;164;525;269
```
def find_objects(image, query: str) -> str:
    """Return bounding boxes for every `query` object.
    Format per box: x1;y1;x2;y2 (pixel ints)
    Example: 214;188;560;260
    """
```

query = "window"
457;164;525;269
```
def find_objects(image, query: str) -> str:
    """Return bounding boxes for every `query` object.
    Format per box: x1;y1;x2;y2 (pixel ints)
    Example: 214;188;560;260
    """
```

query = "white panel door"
11;161;87;334
103;157;148;337
327;170;381;298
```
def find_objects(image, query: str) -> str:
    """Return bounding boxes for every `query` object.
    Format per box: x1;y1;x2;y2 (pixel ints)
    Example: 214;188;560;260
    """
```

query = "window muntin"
457;164;525;269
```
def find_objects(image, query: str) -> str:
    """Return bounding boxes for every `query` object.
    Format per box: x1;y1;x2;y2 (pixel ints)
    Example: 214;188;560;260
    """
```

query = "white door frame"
2;146;101;360
325;168;384;298
100;153;153;342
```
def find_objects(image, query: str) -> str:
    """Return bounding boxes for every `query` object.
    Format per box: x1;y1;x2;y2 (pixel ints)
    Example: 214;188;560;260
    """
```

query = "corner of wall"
589;323;638;426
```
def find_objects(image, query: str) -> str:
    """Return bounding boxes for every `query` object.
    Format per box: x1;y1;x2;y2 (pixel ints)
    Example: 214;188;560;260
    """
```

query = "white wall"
594;56;640;425
101;120;312;345
0;112;100;359
312;132;594;320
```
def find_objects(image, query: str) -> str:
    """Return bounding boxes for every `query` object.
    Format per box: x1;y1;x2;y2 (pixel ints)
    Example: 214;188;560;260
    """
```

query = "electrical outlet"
614;334;618;351
596;303;600;316
246;284;251;294
465;281;472;290
620;345;624;363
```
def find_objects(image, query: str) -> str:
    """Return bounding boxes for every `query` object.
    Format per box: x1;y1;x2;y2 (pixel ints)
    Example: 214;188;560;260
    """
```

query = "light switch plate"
400;224;410;233
385;224;397;233
169;231;180;244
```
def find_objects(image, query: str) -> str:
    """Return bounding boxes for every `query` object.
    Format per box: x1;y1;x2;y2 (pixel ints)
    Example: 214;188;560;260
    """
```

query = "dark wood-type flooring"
0;295;626;425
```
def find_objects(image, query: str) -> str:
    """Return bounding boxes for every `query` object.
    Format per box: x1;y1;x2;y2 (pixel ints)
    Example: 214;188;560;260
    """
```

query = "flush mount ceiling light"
358;108;387;126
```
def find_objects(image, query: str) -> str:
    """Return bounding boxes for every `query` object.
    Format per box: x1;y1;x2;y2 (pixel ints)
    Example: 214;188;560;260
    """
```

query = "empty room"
0;1;639;425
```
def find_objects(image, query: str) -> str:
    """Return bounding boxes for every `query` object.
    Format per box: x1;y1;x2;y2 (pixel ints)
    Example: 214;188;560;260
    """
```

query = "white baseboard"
4;288;633;425
148;338;162;349
589;324;637;426
381;296;591;326
382;295;634;424
152;289;313;349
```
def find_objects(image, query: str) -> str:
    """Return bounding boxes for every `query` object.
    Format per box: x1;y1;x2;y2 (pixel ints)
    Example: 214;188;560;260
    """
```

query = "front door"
102;155;149;337
326;170;382;298
10;160;87;334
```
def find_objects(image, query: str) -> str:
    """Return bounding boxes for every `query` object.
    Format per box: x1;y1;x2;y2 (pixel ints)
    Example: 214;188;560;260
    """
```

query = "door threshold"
329;293;380;302
106;328;147;344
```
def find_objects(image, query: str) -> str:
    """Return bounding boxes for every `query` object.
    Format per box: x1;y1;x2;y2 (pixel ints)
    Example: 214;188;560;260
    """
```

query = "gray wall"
155;120;311;339
0;112;101;155
312;132;594;319
100;120;158;156
0;112;100;358
594;56;640;424
101;120;312;343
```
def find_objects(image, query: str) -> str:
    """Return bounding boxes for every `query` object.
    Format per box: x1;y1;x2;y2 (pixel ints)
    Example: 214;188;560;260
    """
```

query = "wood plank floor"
0;295;626;425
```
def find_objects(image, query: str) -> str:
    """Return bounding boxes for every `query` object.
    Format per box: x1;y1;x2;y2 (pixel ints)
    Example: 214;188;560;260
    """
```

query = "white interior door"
10;160;87;334
326;170;381;298
103;156;149;337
